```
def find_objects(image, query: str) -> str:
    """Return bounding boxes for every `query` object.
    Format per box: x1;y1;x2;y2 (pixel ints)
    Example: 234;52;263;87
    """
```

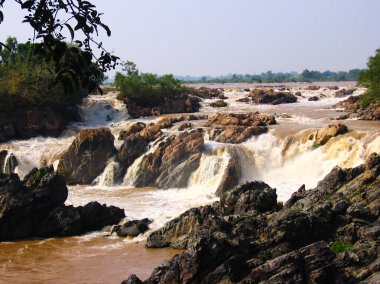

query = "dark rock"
115;218;152;237
249;89;297;104
0;170;125;241
178;122;192;131
334;88;356;98
308;96;319;101
0;150;18;174
210;100;227;108
236;97;250;103
306;85;321;90
57;128;116;185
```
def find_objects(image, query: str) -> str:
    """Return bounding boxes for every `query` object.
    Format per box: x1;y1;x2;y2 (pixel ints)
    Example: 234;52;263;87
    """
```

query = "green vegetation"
330;240;352;253
115;61;187;107
0;37;103;111
358;48;380;106
179;69;362;84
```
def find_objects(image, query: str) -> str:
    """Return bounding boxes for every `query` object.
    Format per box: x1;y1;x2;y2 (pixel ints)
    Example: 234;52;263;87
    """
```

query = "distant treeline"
178;69;363;83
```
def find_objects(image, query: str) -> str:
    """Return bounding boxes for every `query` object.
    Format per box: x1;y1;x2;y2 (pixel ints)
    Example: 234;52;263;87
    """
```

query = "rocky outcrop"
0;98;80;143
313;123;348;146
249;89;297;104
308;96;319;101
133;130;204;189
126;153;380;284
207;113;276;144
122;93;201;118
57;128;116;185
209;100;227;108
334;88;355;98
0;168;125;241
187;86;224;99
336;96;380;120
306;85;320;90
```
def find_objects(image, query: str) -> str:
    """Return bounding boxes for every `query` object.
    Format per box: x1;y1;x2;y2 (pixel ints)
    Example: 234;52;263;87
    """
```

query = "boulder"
314;123;348;146
113;218;152;237
210;100;227;108
57;128;116;184
236;97;250;103
334;88;356;98
249;89;297;104
308;96;319;101
0;169;125;241
118;122;146;140
306;85;320;90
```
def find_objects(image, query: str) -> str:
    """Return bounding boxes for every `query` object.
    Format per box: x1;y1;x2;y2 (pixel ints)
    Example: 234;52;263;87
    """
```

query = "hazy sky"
1;0;380;76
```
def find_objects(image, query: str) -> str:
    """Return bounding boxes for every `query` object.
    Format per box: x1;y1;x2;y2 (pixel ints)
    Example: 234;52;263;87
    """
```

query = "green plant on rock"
330;240;352;253
358;48;380;106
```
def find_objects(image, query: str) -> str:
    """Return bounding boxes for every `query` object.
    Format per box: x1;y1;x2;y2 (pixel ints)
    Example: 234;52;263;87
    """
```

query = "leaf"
21;0;35;9
64;23;74;40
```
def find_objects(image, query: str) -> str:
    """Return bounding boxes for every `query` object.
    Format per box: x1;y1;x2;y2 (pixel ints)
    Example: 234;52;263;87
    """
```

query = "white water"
0;86;379;237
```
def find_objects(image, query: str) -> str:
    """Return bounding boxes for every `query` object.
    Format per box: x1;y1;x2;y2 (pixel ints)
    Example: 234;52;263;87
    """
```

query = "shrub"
330;240;352;253
358;48;380;106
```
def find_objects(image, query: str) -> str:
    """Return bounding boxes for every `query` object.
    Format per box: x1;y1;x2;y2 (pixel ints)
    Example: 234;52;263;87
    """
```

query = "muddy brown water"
0;237;181;284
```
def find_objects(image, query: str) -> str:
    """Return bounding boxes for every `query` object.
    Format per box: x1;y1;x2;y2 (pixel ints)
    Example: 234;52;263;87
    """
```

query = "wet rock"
249;89;297;104
116;134;147;178
187;86;223;99
114;218;152;237
133;130;204;189
336;96;380;120
308;96;319;101
139;123;162;142
210;100;227;108
314;123;348;146
328;86;339;90
57;128;116;185
210;125;267;144
0;170;125;241
0;150;18;174
215;149;241;195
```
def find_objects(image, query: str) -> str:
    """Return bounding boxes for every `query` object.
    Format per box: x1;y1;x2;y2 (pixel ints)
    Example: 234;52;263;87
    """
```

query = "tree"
358;48;380;104
0;0;119;93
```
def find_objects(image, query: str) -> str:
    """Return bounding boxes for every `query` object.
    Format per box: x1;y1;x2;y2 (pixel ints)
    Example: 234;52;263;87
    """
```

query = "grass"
330;240;352;253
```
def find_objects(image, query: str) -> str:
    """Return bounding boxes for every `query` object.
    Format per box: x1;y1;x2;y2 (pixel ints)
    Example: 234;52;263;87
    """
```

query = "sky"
1;0;380;76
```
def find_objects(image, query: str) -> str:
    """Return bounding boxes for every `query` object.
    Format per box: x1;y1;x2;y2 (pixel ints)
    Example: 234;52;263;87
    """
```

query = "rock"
210;100;227;108
57;128;116;185
118;122;146;140
133;130;204;188
122;93;201;118
0;170;125;241
207;113;275;143
116;134;147;178
308;96;319;101
187;86;223;99
336;96;380;120
126;154;380;283
306;85;320;90
0;150;18;174
249;89;298;104
221;181;278;215
328;86;339;90
314;123;348;146
115;218;152;237
215;149;241;195
236;97;250;103
334;88;356;98
178;122;192;131
0;100;80;143
139;124;162;142
295;91;302;96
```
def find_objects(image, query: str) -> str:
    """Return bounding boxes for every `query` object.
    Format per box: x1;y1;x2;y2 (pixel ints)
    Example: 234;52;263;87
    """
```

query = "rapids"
1;82;379;283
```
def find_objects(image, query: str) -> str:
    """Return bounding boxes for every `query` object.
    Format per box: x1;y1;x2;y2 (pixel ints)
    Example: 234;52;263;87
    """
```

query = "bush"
0;37;103;111
330;240;352;253
115;63;187;107
358;48;380;106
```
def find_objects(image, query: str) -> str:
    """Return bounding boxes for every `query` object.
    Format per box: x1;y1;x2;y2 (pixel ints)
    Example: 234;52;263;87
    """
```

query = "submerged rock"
0;169;125;241
209;100;227;108
57;128;116;185
112;218;152;237
128;153;380;283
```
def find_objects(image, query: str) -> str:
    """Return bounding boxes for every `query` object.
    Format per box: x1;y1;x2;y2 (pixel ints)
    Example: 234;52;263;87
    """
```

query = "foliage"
0;0;118;93
0;37;103;110
180;69;363;84
358;48;380;106
116;63;186;107
330;240;352;253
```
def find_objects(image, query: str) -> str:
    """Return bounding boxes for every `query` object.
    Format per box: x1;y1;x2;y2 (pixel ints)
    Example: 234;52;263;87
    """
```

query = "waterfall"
93;158;121;187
